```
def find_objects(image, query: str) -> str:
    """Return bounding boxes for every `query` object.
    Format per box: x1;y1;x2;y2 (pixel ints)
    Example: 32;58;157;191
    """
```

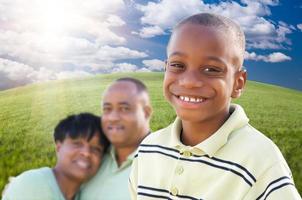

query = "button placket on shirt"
175;165;184;175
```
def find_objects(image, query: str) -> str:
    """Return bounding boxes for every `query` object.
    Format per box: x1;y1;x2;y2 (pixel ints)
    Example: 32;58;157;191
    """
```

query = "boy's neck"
181;112;230;146
53;168;81;200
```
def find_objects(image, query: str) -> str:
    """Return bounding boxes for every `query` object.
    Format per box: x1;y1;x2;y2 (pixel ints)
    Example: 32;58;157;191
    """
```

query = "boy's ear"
231;68;247;98
164;60;168;71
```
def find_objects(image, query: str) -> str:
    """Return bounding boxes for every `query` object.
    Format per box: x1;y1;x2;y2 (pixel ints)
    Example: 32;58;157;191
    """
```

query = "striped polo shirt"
129;104;301;200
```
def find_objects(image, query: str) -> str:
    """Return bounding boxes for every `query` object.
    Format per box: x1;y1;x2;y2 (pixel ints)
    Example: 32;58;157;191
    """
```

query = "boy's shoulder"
142;120;177;146
230;124;284;160
223;123;291;178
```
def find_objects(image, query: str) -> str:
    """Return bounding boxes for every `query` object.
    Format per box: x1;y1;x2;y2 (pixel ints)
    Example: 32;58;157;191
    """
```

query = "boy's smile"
164;23;246;131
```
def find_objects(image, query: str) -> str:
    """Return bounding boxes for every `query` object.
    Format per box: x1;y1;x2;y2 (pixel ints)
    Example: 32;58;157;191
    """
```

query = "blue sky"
0;0;301;91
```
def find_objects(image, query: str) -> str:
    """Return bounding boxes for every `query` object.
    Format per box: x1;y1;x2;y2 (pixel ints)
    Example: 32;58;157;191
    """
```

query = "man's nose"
179;69;203;88
107;110;120;121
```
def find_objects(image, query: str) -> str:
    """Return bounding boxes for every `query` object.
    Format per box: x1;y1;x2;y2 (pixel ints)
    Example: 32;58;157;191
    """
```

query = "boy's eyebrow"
206;56;227;65
168;51;187;58
168;52;227;65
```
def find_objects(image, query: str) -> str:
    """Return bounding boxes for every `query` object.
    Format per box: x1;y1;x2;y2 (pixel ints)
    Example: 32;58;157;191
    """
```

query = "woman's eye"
72;141;82;147
91;147;102;154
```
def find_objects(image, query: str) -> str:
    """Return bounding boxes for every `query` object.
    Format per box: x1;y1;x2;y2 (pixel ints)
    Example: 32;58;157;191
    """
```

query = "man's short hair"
54;113;109;151
116;77;148;94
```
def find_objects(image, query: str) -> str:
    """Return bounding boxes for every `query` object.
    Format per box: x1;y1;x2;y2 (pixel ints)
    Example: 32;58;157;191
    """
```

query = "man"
80;77;152;200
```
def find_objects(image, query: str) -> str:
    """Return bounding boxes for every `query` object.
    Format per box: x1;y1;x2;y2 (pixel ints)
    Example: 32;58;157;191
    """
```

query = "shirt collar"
109;145;137;168
169;104;249;157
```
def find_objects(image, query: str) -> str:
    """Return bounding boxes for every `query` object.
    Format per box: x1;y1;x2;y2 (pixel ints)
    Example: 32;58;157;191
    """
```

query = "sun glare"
22;0;81;52
32;0;74;35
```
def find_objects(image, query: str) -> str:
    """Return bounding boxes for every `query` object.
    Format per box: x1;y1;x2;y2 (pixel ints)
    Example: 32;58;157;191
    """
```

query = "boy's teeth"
179;96;203;103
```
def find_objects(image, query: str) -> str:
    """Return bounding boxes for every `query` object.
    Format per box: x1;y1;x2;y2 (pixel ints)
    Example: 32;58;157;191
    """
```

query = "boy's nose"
179;70;203;88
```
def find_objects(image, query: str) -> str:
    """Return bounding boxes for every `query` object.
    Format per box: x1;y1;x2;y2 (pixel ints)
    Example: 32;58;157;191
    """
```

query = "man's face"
164;23;246;124
101;81;149;148
55;134;103;183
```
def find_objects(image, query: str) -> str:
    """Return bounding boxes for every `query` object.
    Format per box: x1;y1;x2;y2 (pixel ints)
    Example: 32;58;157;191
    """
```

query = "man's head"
164;13;247;123
54;113;109;183
101;77;152;149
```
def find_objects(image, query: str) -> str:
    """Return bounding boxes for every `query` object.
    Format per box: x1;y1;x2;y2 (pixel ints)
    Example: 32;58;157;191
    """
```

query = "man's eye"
120;107;130;112
102;107;111;113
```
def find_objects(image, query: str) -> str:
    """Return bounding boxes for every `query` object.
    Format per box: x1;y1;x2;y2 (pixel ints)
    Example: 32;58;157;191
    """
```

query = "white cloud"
0;0;152;89
56;70;93;80
96;46;148;60
297;24;302;31
0;58;37;81
135;0;292;50
245;51;291;62
112;63;138;72
0;58;56;89
136;67;151;72
142;59;165;71
136;0;202;28
133;25;165;38
0;57;99;89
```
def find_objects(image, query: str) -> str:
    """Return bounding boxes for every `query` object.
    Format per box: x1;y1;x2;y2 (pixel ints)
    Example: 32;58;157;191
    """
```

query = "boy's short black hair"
172;13;245;66
116;77;148;94
54;113;109;152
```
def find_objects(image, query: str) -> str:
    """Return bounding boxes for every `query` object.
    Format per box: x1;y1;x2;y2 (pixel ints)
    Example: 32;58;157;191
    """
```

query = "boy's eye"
167;62;185;72
202;66;224;76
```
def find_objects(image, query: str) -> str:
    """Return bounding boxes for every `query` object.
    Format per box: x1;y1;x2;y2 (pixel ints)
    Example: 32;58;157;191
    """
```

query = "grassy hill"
0;72;301;195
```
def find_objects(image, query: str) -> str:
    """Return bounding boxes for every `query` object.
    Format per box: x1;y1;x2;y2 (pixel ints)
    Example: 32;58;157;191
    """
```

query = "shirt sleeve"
243;161;301;200
129;154;138;200
2;175;33;200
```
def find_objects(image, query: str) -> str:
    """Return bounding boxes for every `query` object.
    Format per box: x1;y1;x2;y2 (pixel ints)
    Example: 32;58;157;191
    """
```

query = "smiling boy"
129;13;301;199
2;113;109;200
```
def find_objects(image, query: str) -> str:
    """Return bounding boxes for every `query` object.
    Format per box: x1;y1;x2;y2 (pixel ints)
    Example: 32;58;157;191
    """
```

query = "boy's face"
164;23;246;123
55;134;104;183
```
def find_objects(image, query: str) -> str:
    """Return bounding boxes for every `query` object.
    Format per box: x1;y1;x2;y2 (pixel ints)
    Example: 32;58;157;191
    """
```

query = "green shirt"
80;146;135;200
2;167;66;200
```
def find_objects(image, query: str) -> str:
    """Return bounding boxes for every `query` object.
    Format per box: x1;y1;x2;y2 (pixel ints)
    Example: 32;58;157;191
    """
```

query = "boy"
2;113;109;200
129;13;301;199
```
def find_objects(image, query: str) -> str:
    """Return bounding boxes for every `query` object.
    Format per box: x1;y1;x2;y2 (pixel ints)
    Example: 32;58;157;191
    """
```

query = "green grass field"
0;72;301;195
